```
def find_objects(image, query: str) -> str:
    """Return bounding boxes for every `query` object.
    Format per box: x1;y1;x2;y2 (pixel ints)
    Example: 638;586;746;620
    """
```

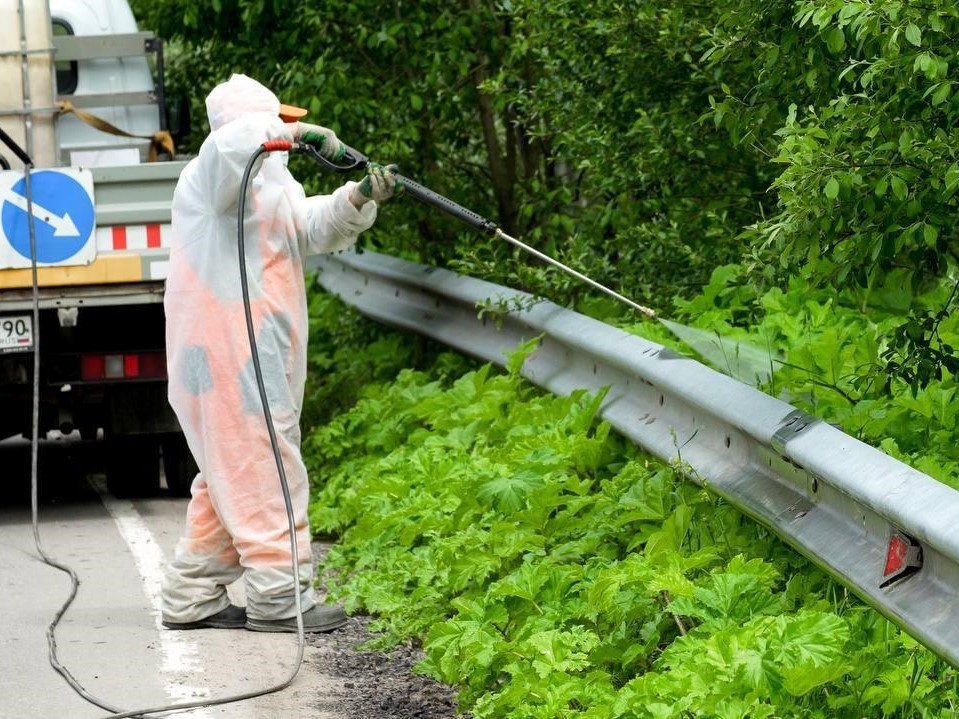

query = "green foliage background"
135;0;959;390
133;0;959;505
133;0;959;714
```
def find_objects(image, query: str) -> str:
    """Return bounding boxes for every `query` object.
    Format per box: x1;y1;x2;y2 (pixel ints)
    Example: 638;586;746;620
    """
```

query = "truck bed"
0;159;185;298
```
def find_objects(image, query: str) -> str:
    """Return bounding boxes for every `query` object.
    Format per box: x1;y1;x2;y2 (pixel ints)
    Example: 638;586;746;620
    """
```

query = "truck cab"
0;0;195;496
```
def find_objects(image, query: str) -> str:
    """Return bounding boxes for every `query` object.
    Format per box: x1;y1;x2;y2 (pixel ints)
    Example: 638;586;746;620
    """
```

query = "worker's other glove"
350;163;403;208
293;121;345;162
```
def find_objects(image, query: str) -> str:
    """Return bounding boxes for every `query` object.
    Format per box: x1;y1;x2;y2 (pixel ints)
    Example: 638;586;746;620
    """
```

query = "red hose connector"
261;139;294;152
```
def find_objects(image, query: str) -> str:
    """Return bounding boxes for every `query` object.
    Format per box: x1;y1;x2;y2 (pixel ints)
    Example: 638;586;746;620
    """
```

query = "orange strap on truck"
58;100;176;161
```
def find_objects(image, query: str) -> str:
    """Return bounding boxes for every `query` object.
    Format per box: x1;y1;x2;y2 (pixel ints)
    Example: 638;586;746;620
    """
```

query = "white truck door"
49;0;160;164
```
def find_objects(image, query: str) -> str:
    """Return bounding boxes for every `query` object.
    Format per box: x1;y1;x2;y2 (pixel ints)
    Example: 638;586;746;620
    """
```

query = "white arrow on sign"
2;188;80;237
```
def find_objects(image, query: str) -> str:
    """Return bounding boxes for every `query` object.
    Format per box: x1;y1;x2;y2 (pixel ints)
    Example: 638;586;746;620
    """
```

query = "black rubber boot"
162;604;247;630
245;604;347;633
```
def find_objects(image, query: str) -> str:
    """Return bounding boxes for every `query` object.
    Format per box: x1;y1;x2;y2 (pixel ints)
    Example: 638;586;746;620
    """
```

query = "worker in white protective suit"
160;74;399;632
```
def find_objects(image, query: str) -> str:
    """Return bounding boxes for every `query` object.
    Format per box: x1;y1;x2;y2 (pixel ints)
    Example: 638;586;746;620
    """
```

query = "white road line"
94;480;213;716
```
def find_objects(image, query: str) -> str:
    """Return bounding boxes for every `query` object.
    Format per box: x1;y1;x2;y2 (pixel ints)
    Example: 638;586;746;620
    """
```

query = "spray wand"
296;141;657;319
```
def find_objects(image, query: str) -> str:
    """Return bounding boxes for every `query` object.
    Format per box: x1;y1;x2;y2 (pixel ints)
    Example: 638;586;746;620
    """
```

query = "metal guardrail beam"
311;249;959;666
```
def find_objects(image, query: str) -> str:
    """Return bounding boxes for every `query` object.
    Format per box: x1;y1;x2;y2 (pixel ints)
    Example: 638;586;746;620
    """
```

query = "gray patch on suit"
181;345;213;395
240;311;295;415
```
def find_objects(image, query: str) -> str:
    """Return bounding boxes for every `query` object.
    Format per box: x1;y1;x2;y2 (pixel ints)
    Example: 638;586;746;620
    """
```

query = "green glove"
351;163;404;207
295;122;345;162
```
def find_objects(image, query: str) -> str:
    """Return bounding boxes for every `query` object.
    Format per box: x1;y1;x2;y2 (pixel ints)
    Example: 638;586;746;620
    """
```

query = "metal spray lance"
297;141;657;319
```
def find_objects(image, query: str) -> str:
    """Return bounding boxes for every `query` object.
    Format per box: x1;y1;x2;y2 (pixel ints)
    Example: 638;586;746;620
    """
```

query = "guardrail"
310;249;959;667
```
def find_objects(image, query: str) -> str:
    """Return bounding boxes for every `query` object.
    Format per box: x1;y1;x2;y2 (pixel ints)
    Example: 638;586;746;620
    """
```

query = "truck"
0;0;194;496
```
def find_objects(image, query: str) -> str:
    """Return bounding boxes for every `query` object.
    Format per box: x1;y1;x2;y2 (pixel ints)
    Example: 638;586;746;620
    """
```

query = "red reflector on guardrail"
881;531;923;588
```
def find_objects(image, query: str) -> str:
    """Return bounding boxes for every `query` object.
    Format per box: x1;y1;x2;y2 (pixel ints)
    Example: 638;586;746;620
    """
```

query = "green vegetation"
302;321;957;717
133;0;959;713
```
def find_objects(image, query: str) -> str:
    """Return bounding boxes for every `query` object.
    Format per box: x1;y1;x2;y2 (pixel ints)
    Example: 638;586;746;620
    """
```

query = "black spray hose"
0;128;132;716
302;142;656;318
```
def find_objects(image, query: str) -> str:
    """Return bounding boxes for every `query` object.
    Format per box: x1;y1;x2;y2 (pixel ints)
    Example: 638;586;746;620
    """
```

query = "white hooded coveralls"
161;74;375;622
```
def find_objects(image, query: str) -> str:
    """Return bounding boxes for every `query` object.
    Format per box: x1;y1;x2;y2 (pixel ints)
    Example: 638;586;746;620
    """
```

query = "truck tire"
161;433;198;497
105;436;161;498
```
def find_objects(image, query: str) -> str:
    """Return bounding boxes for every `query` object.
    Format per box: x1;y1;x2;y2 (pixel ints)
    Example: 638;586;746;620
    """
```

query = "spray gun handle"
394;173;498;235
299;142;369;173
341;144;369;168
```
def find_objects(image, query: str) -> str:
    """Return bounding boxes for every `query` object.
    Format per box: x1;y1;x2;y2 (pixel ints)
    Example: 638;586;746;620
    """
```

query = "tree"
134;0;959;387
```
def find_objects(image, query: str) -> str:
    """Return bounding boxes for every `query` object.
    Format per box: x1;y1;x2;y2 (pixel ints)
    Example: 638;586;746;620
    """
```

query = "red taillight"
81;354;105;380
139;351;167;378
80;352;167;381
124;354;140;377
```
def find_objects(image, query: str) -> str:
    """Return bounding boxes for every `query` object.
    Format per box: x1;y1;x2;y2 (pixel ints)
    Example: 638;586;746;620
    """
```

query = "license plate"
0;314;34;353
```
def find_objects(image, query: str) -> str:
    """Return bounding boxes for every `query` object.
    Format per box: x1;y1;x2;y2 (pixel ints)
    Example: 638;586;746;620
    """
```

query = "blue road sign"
1;169;95;264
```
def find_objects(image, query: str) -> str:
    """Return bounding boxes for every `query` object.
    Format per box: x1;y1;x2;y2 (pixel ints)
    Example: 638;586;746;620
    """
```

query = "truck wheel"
105;436;161;498
161;433;198;497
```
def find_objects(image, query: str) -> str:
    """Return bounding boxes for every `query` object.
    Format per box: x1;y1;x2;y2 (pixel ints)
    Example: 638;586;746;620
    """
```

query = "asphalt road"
0;436;345;719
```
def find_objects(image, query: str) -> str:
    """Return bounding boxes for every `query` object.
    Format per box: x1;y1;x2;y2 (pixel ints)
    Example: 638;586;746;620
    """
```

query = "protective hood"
205;73;280;131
